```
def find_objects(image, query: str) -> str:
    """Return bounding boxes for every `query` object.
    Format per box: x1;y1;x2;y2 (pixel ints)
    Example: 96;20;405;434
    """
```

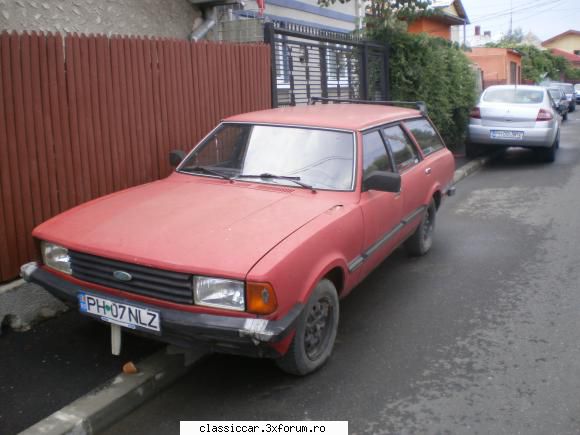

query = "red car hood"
33;174;340;278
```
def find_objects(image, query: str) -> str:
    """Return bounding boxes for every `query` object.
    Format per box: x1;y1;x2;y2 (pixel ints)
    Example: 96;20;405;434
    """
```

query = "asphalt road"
100;111;580;435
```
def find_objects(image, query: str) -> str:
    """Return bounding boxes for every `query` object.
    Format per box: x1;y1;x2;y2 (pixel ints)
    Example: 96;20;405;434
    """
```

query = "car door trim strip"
347;205;427;273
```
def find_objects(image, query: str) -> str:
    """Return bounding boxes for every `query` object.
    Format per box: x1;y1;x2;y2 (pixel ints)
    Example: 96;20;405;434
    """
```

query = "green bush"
371;30;477;151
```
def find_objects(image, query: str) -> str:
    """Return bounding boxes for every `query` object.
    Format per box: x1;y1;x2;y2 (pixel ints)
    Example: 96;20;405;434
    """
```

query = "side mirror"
169;150;186;167
363;171;401;193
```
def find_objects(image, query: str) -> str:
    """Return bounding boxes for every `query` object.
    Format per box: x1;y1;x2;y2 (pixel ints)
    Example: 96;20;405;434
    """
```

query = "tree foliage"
371;29;477;149
319;0;432;30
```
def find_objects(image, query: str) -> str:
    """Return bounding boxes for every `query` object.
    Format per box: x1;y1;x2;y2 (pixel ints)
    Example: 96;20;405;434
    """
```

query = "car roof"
224;104;422;131
485;85;546;92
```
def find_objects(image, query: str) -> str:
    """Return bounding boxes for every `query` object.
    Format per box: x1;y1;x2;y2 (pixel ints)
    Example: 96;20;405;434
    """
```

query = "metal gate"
264;22;389;107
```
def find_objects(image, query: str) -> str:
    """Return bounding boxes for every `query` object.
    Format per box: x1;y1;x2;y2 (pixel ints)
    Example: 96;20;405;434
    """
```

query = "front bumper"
468;124;557;148
21;262;302;358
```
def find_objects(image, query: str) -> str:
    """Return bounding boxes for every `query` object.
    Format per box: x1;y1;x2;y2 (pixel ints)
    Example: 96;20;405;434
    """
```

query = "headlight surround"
193;276;245;311
41;241;72;275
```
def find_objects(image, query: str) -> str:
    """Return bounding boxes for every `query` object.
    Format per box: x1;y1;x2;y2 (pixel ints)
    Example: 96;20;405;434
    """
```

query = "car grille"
69;251;193;304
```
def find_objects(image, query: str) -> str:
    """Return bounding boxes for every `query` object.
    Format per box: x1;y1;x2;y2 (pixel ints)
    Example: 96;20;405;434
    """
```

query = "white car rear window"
483;89;544;104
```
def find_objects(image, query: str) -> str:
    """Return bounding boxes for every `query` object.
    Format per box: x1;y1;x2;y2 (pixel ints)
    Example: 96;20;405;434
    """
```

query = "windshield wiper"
181;165;231;180
236;173;316;193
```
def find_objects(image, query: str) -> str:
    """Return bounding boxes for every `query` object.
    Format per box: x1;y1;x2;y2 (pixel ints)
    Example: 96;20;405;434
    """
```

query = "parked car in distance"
541;81;576;112
575;84;580;104
20;101;456;375
467;85;561;162
547;87;569;121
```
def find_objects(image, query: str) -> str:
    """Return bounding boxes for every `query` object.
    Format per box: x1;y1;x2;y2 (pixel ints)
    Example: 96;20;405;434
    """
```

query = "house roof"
225;104;421;131
431;0;470;24
542;30;580;47
549;48;580;64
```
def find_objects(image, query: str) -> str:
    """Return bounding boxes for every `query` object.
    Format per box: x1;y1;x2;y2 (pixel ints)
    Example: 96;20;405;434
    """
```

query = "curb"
19;347;204;435
453;153;496;184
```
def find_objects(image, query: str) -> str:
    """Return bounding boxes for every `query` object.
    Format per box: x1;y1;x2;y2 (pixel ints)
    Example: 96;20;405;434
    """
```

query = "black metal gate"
264;22;389;107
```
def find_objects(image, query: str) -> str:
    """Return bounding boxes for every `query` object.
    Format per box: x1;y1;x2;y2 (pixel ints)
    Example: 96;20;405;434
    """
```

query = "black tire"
538;137;557;163
465;141;480;159
405;200;436;256
276;279;339;376
563;112;568;121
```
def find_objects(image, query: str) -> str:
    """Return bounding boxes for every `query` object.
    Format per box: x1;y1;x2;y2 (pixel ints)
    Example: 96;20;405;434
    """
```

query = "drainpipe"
190;7;217;41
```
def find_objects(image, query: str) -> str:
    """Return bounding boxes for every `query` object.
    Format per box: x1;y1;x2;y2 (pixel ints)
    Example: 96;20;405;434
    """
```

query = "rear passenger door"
404;117;451;202
382;124;429;239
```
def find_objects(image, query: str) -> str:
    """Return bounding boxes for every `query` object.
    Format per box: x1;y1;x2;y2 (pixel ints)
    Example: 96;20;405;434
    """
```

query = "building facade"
542;30;580;56
466;47;522;88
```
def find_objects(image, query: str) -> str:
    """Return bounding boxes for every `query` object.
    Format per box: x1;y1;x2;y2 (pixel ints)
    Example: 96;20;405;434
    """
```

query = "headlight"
41;241;72;275
193;276;245;311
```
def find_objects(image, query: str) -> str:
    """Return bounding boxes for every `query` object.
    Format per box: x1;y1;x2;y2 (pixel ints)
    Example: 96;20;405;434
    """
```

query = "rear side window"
405;118;445;156
483;88;544;104
383;125;418;172
362;131;392;178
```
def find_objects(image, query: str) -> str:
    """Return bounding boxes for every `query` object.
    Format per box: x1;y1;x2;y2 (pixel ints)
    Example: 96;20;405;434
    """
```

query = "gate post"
383;44;391;100
264;22;278;108
360;42;369;100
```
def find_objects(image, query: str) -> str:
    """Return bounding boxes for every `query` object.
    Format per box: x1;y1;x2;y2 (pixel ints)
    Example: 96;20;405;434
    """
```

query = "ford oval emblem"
113;270;133;282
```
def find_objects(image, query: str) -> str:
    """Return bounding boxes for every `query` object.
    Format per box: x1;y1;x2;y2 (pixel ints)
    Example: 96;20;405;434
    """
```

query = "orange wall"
408;18;451;40
466;48;522;85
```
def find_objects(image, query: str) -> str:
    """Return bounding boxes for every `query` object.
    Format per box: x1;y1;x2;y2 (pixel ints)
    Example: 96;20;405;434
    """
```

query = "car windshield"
483;88;544;104
179;123;355;190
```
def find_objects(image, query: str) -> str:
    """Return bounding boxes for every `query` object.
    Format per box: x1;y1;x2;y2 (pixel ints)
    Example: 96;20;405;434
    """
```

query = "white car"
467;85;561;162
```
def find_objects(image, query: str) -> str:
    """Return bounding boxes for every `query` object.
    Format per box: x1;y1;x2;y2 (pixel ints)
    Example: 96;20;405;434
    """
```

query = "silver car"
467;85;560;162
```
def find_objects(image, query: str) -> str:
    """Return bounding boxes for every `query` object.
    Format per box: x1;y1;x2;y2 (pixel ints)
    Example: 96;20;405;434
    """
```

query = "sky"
461;0;580;42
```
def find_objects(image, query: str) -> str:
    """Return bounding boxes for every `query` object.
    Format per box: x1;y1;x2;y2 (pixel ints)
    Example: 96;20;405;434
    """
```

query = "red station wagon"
21;101;456;375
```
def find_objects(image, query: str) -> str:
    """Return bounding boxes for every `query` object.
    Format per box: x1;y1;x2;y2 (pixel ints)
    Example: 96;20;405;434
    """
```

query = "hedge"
371;30;477;151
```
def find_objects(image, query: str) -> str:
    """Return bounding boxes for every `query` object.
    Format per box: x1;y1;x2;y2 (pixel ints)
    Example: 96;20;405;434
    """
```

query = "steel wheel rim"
304;296;334;361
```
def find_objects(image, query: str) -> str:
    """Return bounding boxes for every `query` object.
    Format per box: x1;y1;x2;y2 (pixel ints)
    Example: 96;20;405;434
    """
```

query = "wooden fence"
0;31;271;282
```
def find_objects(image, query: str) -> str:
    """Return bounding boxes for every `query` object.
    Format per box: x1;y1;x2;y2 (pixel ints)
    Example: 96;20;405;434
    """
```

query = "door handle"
425;167;432;175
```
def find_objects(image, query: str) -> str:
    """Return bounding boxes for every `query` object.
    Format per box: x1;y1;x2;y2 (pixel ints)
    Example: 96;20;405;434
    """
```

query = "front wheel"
405;200;436;256
276;279;339;376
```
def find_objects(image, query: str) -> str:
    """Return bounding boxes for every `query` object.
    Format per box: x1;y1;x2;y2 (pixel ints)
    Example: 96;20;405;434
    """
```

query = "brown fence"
0;31;271;282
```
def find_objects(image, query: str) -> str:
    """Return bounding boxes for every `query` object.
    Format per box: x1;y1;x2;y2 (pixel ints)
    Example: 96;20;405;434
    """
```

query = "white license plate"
78;292;161;333
490;130;524;140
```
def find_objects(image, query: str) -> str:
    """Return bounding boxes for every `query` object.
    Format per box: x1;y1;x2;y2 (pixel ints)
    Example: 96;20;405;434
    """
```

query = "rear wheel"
538;136;558;163
405;200;436;256
465;142;480;159
276;279;339;376
563;112;568;121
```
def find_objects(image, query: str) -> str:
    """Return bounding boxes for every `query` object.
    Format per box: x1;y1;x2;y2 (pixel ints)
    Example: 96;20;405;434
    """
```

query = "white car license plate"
78;292;161;333
490;130;524;140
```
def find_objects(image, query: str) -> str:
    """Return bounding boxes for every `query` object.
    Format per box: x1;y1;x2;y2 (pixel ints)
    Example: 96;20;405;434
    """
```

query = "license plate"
490;130;524;140
78;292;161;333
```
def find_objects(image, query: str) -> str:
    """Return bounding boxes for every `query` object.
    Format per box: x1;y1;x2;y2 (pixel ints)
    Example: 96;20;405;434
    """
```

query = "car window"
483;88;544;104
404;118;445;157
383;125;419;172
180;123;355;191
362;131;392;179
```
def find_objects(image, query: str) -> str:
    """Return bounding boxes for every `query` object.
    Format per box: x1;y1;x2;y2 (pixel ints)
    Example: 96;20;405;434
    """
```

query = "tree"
319;0;432;30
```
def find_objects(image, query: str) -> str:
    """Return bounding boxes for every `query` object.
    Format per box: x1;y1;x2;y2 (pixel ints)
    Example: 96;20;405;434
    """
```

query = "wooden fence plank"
0;32;21;276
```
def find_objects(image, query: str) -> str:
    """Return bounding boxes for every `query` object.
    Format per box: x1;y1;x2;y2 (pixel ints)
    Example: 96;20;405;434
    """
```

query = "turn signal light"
469;107;481;119
537;109;553;121
246;282;278;315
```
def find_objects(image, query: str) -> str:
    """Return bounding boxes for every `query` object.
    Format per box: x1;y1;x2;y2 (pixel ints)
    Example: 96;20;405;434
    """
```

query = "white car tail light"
469;107;481;119
537;109;553;121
